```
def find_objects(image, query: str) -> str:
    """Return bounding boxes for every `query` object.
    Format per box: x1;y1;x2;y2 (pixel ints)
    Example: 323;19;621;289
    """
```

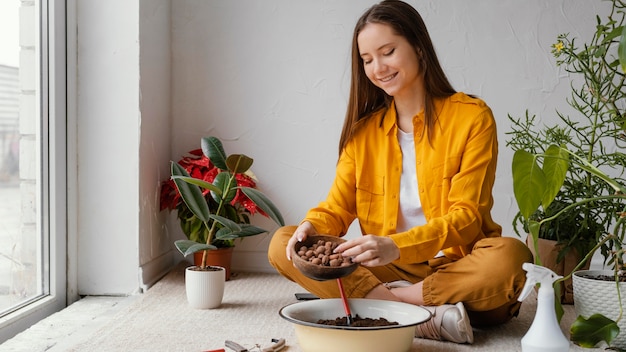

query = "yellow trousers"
267;226;533;326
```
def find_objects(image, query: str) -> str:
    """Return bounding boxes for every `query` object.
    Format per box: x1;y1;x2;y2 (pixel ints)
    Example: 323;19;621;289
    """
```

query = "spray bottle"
517;262;569;352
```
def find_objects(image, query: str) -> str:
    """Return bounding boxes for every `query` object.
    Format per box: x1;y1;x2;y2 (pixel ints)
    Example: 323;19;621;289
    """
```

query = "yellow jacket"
304;92;502;264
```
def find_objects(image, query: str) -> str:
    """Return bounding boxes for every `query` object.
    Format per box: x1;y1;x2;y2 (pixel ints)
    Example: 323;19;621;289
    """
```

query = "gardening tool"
336;277;353;325
224;338;285;352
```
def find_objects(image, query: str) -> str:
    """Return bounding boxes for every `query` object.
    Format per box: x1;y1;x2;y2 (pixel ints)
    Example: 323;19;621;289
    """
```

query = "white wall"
74;0;174;295
75;0;141;295
138;0;174;290
168;0;609;273
74;0;610;294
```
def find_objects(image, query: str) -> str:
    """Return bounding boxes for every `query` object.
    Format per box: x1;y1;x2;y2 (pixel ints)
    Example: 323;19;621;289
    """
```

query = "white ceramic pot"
573;270;626;348
279;298;431;352
185;265;225;309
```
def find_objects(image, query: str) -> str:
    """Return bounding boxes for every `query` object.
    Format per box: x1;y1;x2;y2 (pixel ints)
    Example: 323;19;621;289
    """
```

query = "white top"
396;129;426;231
397;129;444;258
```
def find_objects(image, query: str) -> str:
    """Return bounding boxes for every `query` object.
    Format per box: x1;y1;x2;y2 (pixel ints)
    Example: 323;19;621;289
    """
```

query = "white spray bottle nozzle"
518;262;562;302
517;262;569;352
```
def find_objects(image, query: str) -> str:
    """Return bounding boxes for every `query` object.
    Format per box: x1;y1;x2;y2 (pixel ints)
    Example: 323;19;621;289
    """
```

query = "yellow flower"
553;41;564;52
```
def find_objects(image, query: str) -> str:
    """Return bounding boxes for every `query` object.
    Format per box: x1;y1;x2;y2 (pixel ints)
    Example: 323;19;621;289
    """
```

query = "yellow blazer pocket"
355;174;385;230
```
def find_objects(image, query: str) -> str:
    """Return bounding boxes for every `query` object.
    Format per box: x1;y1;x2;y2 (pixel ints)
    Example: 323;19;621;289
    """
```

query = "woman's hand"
286;221;318;260
334;235;400;267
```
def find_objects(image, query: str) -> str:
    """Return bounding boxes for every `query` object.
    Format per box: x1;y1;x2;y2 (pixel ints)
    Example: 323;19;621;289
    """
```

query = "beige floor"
0;261;607;352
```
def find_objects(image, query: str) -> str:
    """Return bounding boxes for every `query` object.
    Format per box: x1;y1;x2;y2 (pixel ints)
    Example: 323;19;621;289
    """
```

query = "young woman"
268;0;532;344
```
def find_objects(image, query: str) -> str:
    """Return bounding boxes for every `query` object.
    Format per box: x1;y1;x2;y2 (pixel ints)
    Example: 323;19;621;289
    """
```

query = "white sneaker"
383;280;413;289
415;302;474;344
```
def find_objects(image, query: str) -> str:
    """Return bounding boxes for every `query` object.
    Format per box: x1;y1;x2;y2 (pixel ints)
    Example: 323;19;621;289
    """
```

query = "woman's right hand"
286;221;318;260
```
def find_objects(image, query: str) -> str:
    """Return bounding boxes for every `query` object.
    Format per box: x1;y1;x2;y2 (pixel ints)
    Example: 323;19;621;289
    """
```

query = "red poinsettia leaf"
235;173;256;188
188;148;203;156
159;179;177;211
186;155;212;168
242;195;261;215
206;167;219;183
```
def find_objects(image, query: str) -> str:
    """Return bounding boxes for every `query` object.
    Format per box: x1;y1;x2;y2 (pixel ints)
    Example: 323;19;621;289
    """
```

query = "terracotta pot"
525;236;588;304
193;247;234;280
185;265;225;309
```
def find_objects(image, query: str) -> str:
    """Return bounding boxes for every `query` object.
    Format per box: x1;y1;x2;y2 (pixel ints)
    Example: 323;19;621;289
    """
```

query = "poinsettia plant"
160;136;284;268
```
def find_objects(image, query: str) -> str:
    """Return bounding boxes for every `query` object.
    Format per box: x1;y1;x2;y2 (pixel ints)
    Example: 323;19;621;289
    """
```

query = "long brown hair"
338;0;456;155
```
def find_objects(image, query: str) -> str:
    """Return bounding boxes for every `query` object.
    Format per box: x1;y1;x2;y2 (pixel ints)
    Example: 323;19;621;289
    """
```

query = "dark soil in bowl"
316;314;399;327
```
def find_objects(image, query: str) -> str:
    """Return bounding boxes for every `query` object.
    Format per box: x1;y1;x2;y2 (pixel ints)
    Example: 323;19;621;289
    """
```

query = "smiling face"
357;22;424;100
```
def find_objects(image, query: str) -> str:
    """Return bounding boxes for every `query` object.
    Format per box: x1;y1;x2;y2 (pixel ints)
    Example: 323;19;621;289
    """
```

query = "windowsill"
0;295;138;351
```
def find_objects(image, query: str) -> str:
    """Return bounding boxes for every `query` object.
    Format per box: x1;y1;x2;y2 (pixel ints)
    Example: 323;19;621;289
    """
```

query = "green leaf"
171;175;222;195
209;214;242;233
171;162;210;222
222;203;240;223
541;145;569;209
603;25;623;44
570;314;619;348
240;187;285;226
211;172;236;203
512;150;545;220
187;216;205;243
174;239;217;257
561;148;626;194
553;281;564;322
619;26;626;73
592;46;606;58
202;136;228;170
216;224;268;240
226;154;254;174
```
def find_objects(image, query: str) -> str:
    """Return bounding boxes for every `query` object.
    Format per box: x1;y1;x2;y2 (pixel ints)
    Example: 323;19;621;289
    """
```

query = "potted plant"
160;136;284;307
512;144;626;347
507;113;608;304
161;136;285;280
508;0;626;347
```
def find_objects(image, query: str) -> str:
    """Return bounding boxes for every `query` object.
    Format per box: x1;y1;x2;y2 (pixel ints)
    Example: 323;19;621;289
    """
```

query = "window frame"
0;0;68;342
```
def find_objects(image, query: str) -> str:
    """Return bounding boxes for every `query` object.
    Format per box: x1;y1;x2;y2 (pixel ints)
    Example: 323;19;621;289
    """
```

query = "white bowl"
279;298;431;352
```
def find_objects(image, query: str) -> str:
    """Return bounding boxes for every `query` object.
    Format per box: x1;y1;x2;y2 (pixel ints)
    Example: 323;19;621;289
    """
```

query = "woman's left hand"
334;235;400;267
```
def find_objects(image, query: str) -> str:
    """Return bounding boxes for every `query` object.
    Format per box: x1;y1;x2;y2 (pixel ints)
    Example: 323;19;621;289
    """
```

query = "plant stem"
201;158;242;269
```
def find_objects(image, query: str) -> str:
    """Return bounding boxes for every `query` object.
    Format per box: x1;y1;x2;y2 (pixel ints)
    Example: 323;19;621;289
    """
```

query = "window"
0;0;66;343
